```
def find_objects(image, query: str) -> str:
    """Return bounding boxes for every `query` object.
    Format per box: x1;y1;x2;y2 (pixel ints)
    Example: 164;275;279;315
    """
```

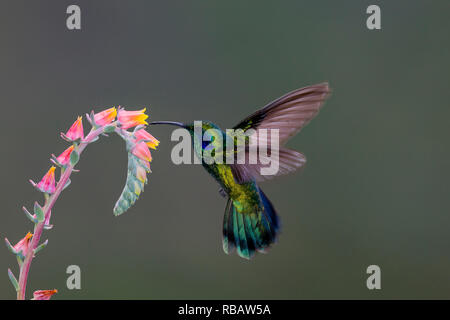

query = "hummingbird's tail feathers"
222;189;280;259
258;188;281;234
222;198;236;254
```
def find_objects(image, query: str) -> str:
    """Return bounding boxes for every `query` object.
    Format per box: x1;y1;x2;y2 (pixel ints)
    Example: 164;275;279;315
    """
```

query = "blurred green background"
1;0;449;299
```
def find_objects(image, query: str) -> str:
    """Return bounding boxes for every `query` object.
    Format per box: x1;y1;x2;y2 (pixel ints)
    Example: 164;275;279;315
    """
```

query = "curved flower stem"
16;124;110;300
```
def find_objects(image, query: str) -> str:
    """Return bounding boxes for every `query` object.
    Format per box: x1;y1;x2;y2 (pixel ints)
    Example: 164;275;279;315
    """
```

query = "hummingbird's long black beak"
148;121;186;128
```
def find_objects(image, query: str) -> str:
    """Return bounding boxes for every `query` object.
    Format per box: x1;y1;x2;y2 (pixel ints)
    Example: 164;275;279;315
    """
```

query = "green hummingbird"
149;83;330;259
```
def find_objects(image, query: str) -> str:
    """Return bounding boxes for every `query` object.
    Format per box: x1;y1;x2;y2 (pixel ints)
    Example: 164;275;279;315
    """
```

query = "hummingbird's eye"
202;140;211;149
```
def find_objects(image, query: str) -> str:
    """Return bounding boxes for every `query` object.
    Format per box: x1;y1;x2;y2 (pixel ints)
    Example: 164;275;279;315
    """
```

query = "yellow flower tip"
72;116;83;127
134;182;142;196
111;107;117;117
48;166;56;174
146;140;159;150
135;114;149;125
136;166;147;183
137;177;144;184
25;232;33;240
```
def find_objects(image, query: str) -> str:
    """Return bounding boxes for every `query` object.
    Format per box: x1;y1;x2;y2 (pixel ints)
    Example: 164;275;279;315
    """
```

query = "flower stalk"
16;125;103;300
6;107;158;300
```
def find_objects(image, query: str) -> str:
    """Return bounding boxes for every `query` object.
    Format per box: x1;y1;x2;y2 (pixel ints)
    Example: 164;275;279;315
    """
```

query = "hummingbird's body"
187;121;280;258
150;83;330;259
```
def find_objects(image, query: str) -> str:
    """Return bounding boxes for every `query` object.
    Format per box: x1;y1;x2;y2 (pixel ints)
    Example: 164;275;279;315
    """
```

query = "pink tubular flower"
136;166;147;183
35;167;56;194
65;116;84;141
32;289;58;300
56;145;75;166
141;158;151;172
93;107;117;126
134;129;159;150
118;108;148;129
132;141;152;163
13;232;33;256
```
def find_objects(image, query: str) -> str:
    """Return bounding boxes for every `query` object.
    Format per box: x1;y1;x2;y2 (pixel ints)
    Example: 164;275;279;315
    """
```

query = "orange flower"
13;232;33;256
64;116;84;141
32;289;58;300
118;108;148;129
56;145;74;166
134;129;159;149
93;107;117;126
35;167;56;194
132;141;152;162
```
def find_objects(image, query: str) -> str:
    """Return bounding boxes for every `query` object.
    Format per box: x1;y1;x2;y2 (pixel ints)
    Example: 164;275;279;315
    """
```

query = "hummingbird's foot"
218;188;227;198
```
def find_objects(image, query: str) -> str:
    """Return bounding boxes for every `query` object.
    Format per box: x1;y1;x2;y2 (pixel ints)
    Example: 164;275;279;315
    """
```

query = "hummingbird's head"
149;120;223;158
148;120;222;151
148;120;222;150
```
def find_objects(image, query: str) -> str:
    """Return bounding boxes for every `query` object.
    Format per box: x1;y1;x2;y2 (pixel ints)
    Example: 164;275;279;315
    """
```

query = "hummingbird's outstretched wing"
230;82;331;183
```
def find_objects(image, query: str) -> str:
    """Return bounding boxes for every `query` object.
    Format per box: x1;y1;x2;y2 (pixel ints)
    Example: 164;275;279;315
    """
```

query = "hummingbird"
149;83;331;259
